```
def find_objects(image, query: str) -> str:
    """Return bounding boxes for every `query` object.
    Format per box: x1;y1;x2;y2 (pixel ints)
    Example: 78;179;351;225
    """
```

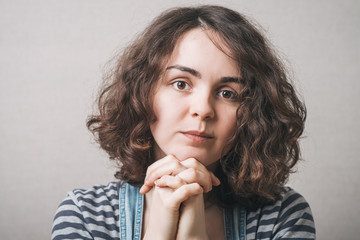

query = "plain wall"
0;0;359;239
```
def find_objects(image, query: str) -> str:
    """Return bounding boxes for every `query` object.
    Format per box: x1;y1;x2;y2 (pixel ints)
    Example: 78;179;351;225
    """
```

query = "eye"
172;81;190;91
218;90;238;100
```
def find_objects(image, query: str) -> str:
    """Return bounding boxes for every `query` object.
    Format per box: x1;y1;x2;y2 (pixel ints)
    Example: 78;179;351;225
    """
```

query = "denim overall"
119;183;246;240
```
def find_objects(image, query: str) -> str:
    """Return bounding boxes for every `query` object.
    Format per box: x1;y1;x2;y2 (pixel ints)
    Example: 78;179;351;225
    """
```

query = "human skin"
149;28;241;167
142;28;241;240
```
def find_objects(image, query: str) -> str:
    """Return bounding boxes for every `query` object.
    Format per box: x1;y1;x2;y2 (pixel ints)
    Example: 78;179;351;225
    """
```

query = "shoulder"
68;181;120;209
246;187;315;239
51;181;122;240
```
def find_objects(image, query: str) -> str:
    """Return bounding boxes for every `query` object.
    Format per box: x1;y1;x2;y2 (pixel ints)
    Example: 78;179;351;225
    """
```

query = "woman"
52;5;315;240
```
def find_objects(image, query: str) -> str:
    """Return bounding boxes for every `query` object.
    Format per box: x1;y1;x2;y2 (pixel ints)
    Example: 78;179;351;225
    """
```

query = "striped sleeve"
51;182;121;240
246;187;316;239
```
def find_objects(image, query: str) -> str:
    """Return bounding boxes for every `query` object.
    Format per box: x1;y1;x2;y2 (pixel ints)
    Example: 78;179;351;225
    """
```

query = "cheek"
221;107;238;131
150;92;179;137
218;108;238;146
152;96;171;126
151;89;187;124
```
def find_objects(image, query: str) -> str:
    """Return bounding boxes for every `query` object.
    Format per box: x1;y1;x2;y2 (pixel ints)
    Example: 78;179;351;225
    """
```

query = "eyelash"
171;80;191;91
171;80;239;101
217;90;238;100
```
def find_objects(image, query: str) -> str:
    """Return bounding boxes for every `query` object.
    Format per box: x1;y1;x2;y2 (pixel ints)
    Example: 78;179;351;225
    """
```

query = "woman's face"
150;28;241;168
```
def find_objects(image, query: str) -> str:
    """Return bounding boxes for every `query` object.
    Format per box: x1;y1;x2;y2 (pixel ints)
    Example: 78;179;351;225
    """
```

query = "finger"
176;168;213;193
210;172;221;186
181;158;220;186
140;155;187;194
155;175;186;190
139;184;152;194
170;183;203;207
180;158;221;189
145;155;186;184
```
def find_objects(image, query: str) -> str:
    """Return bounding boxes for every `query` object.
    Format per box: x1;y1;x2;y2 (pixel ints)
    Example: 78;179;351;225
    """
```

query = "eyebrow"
166;64;243;83
166;65;201;78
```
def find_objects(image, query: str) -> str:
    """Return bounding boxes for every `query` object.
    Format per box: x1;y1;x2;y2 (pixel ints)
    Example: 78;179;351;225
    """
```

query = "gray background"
1;0;359;239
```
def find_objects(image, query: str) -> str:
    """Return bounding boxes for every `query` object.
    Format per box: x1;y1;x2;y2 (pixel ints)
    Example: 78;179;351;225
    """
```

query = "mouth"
181;131;214;143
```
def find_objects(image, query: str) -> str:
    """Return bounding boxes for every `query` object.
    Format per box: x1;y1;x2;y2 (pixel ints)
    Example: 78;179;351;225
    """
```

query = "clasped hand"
140;154;220;240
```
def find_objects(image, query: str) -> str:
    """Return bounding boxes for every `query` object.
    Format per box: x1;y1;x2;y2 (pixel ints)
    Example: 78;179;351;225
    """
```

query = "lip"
181;130;214;143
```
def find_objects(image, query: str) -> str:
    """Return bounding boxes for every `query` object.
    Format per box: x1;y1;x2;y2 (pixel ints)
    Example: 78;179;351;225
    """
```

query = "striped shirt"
52;182;315;239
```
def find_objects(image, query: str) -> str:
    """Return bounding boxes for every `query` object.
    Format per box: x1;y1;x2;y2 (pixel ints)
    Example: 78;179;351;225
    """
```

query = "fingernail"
215;178;221;185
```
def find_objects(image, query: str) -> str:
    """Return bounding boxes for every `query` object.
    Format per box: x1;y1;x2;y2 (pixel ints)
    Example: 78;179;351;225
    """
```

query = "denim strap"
119;184;144;240
225;206;247;240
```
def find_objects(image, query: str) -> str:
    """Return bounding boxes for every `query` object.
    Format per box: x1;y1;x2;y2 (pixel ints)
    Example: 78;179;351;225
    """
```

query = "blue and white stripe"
52;182;315;239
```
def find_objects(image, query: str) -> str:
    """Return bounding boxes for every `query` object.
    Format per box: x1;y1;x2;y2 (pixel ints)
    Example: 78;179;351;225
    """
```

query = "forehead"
164;28;239;77
168;28;234;62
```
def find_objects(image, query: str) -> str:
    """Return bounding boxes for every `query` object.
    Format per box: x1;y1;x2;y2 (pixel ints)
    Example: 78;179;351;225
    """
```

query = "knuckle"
186;183;200;192
188;158;198;166
194;183;203;193
168;154;178;162
169;162;179;172
187;168;197;180
179;184;190;192
206;173;212;184
146;164;155;174
174;176;183;184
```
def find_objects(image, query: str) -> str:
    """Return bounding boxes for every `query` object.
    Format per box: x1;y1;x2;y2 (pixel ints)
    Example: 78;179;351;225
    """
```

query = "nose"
189;91;215;120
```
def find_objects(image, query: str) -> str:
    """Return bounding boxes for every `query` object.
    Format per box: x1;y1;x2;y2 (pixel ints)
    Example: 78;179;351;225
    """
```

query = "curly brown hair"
87;5;306;208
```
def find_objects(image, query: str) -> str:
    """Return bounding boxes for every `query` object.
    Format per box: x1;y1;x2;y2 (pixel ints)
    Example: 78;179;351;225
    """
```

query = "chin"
173;151;219;168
